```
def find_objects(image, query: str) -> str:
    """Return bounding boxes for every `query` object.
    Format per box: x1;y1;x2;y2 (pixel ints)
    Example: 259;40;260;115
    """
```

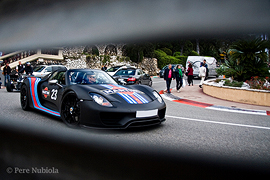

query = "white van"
186;56;218;78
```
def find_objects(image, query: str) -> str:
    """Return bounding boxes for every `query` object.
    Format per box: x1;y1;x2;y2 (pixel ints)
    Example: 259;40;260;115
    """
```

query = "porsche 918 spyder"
20;69;166;128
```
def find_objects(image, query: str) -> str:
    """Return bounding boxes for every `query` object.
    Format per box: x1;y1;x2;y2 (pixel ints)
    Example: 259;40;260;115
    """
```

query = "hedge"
155;49;187;69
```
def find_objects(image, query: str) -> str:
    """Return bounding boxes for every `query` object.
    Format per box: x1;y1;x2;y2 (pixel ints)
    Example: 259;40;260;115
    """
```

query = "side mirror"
118;80;127;85
49;79;58;84
49;79;63;88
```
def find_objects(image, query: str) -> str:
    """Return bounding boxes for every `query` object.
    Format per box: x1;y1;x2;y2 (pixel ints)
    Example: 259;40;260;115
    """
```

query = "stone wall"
62;46;160;75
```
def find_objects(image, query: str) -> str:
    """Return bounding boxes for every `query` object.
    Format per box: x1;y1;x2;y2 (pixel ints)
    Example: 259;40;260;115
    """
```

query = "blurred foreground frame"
1;0;270;179
0;0;270;51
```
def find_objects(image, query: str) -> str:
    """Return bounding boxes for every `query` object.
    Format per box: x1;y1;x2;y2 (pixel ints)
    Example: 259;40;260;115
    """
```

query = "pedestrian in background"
101;64;107;71
20;62;33;75
199;64;206;88
3;63;11;86
16;61;24;74
201;59;208;80
187;63;193;86
164;64;174;93
175;64;183;92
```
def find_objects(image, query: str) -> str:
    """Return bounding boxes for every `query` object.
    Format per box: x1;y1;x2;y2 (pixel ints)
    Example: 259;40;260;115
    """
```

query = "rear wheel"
20;85;30;110
61;92;81;127
6;82;13;92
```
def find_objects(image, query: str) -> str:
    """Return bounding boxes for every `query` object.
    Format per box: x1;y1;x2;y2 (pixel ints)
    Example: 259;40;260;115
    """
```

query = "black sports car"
20;69;166;128
113;67;152;86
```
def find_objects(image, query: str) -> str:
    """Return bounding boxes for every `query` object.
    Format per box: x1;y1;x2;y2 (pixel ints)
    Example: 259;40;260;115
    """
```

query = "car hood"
76;84;153;104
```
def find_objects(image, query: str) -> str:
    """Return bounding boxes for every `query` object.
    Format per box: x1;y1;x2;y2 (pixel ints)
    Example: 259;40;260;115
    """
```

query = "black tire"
6;82;13;92
61;92;81;127
20;85;30;110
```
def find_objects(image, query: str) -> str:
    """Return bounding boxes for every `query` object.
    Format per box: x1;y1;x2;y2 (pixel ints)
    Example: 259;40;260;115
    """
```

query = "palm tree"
226;38;269;81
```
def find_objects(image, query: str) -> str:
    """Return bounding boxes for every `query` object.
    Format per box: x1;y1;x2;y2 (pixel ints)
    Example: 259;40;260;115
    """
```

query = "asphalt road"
0;77;270;166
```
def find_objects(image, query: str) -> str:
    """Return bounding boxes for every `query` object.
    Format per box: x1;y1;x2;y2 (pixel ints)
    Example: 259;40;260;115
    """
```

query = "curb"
159;90;270;116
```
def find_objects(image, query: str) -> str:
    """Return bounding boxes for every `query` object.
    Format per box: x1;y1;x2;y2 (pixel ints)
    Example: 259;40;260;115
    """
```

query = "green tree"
225;38;269;81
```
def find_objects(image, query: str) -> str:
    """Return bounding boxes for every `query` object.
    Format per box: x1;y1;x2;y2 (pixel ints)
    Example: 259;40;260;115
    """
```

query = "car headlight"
89;93;113;107
153;91;163;103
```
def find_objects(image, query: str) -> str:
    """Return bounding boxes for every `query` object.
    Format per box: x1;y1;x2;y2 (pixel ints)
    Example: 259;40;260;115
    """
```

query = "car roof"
117;68;137;71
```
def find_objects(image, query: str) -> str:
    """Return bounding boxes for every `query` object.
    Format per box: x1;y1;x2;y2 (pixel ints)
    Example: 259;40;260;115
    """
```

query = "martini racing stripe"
29;78;61;117
100;84;149;104
118;93;138;104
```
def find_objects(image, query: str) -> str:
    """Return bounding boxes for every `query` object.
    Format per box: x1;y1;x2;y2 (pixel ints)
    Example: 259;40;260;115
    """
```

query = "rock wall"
62;46;160;75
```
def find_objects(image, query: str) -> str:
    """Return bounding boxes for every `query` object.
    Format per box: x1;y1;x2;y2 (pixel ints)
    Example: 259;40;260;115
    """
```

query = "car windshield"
114;69;136;76
68;70;118;85
33;66;45;72
105;66;121;72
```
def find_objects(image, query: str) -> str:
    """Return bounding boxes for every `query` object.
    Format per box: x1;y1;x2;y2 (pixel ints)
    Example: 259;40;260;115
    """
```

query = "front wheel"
20;85;30;110
61;92;81;127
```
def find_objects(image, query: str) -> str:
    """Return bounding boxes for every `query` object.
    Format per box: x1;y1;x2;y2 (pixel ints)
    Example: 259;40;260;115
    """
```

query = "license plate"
118;79;124;81
136;109;158;118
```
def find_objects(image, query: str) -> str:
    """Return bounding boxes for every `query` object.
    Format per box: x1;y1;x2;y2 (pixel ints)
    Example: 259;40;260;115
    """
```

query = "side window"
49;72;58;81
49;71;66;85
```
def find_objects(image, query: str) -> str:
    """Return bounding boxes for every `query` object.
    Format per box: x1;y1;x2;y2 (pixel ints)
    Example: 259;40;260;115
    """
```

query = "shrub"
246;76;270;90
154;49;187;69
224;80;243;87
173;52;181;56
189;50;199;56
225;38;270;81
160;48;172;56
215;64;228;76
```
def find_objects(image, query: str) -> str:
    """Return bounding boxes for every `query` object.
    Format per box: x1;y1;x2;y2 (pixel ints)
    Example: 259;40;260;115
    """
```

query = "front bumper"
79;100;166;129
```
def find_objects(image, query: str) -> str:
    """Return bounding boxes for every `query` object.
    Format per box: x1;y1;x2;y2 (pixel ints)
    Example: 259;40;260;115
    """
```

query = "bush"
215;64;228;76
224;38;270;81
246;76;270;90
224;80;243;87
154;50;187;69
160;48;172;56
189;50;199;56
173;52;181;56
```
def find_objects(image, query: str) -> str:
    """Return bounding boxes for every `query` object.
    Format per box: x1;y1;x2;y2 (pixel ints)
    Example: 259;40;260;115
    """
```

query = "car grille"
100;107;166;127
100;112;136;126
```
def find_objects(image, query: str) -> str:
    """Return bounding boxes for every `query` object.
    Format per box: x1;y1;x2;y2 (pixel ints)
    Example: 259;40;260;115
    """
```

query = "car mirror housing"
118;80;126;85
49;80;58;84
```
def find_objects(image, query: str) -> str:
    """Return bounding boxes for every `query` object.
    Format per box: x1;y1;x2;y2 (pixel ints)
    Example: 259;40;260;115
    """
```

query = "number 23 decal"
51;89;58;100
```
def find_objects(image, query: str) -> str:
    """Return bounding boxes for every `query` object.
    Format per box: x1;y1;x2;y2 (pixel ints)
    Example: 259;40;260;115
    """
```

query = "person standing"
25;62;33;75
201;59;208;79
175;65;183;92
187;63;194;86
199;64;206;88
16;61;24;74
3;63;11;86
20;62;33;75
164;64;174;93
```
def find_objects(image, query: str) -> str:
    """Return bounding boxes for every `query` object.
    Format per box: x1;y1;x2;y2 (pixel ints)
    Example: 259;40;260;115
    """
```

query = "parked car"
159;64;183;78
113;67;152;86
33;65;66;77
105;65;123;76
20;68;166;128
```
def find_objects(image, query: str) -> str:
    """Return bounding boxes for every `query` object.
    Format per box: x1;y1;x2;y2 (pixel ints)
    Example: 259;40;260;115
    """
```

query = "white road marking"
206;106;267;116
166;115;270;130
